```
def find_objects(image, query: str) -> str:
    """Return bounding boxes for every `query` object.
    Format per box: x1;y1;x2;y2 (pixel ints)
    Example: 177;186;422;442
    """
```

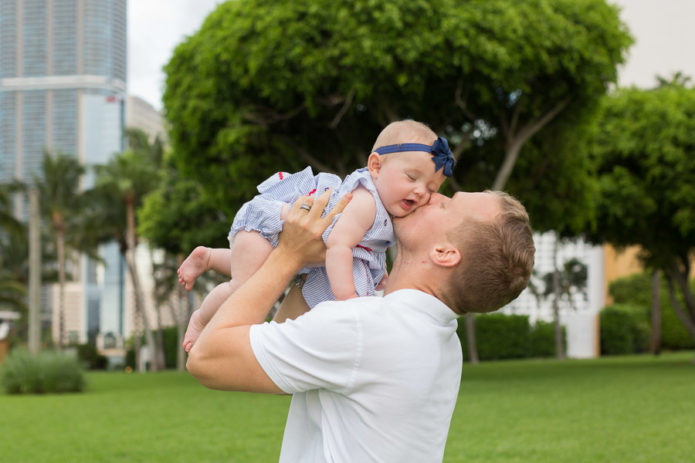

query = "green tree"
31;152;86;349
138;154;231;370
0;182;23;238
93;145;160;371
163;0;631;363
0;183;26;314
588;83;695;361
164;0;631;216
0;183;61;347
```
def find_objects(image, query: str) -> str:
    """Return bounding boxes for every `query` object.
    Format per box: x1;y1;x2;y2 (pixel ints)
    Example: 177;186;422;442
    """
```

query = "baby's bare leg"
177;247;233;290
183;231;274;352
273;282;310;323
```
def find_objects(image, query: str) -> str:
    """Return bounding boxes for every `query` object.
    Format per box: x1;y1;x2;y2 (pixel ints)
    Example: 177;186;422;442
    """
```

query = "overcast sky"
613;0;695;88
127;0;223;109
127;0;695;110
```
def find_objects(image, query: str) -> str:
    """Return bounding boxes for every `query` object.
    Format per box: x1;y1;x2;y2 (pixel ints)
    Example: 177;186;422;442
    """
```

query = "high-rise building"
0;0;128;347
126;95;166;144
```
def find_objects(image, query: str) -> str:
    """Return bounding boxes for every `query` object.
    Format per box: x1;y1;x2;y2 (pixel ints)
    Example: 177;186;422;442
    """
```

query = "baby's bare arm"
325;187;376;300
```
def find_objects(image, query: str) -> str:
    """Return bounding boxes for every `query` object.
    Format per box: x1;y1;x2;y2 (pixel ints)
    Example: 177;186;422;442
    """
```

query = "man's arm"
186;190;351;392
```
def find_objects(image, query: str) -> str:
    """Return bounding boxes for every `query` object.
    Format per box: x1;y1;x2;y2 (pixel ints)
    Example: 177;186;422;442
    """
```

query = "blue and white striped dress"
230;166;394;308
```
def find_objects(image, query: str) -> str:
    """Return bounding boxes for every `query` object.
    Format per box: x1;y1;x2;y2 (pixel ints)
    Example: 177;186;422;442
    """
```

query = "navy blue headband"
374;136;455;177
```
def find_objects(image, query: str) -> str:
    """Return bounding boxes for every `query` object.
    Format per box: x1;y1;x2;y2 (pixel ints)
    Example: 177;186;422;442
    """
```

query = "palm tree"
93;147;160;371
0;184;27;314
32;151;85;349
0;182;23;238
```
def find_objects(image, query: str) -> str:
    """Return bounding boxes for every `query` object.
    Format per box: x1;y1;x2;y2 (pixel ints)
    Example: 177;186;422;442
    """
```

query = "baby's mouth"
401;199;416;210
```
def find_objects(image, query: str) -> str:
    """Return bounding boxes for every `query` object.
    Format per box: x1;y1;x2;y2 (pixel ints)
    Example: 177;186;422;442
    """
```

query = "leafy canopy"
588;84;695;267
163;0;632;221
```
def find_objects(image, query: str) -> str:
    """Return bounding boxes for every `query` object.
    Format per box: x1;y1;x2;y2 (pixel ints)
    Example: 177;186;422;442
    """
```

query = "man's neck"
384;257;438;298
384;250;457;311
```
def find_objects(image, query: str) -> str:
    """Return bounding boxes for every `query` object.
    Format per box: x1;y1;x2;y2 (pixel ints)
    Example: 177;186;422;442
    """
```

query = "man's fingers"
290;194;312;216
306;189;332;219
323;192;352;224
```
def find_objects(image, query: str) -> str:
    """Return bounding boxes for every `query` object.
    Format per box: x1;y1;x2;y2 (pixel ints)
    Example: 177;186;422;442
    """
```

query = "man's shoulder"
312;295;383;315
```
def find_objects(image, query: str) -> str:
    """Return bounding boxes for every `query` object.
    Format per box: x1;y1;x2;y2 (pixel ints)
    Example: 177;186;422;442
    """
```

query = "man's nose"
428;193;445;204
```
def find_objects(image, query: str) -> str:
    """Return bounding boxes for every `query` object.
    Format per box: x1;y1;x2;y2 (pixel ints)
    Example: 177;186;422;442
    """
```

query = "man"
187;189;535;462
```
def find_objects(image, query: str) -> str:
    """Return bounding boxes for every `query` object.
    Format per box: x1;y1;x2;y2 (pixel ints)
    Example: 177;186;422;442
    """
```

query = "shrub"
599;304;649;355
609;273;695;350
74;343;108;370
2;349;85;394
162;326;179;369
529;320;557;358
600;306;634;355
458;314;565;361
477;314;531;360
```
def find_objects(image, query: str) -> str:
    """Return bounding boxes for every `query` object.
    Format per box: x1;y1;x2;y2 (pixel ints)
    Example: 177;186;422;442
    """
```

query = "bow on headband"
374;136;455;177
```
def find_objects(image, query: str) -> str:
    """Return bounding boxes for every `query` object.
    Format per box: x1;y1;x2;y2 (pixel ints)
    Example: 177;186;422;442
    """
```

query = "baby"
177;120;455;351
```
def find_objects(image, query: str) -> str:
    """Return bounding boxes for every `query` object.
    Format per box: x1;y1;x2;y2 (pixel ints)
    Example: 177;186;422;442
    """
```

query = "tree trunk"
664;274;695;364
155;304;166;370
671;262;695;322
150;249;166;370
125;199;157;371
552;237;565;360
493;98;571;191
465;313;479;364
649;270;661;355
28;188;41;355
664;274;695;339
493;138;523;191
56;227;66;350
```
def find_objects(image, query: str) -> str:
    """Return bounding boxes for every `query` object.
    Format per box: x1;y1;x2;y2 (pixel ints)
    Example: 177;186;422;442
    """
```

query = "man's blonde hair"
445;191;535;314
371;120;437;152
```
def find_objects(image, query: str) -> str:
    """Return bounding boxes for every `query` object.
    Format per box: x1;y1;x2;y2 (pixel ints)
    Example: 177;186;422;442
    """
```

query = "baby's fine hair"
371;120;438;152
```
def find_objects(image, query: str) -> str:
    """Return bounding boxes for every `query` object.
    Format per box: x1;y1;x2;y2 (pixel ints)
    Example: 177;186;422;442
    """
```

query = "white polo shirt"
249;289;462;463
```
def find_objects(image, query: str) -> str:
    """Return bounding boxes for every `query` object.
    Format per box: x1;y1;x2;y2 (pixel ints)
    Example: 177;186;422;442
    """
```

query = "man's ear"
429;243;461;268
367;152;382;177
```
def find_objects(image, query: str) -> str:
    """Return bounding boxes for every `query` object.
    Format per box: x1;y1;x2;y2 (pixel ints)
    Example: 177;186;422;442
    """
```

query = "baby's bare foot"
178;246;211;290
183;311;205;352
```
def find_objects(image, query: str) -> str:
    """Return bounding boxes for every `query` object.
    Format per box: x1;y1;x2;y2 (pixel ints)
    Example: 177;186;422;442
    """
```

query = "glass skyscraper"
0;0;127;347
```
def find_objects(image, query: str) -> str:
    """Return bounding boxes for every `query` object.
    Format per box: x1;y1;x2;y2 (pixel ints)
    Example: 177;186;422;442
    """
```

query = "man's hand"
276;189;352;269
187;188;351;393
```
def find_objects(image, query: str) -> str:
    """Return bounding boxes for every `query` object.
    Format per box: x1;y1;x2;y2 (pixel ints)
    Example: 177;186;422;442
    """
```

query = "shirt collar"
384;289;459;323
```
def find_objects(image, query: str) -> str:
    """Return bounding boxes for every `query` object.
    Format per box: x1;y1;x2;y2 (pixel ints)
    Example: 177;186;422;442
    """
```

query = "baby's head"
368;120;454;218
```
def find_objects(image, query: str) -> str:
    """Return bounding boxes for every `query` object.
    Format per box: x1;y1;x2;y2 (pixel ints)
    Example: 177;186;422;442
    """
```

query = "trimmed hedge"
1;349;85;394
599;305;649;355
457;313;561;361
609;273;695;350
529;321;557;358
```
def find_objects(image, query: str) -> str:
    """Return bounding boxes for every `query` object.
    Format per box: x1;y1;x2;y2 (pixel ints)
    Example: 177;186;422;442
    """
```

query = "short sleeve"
249;302;362;394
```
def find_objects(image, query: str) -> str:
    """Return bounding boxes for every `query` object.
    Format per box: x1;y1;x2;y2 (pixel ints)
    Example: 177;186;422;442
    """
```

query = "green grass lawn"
2;352;694;463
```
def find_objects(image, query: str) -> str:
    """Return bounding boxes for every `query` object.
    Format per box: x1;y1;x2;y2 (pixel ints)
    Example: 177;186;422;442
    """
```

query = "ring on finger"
299;203;312;211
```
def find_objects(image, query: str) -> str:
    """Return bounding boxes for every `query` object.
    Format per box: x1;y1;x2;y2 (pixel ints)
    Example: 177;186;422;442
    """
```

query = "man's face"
393;191;501;250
